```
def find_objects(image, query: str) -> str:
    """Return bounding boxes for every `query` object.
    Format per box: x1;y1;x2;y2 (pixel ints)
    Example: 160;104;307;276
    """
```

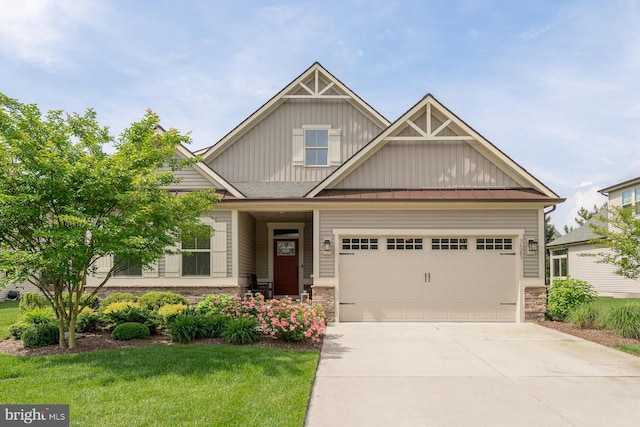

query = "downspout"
543;205;558;321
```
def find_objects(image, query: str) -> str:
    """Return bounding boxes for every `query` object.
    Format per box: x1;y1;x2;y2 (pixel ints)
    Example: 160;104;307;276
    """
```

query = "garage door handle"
340;252;355;255
500;302;516;305
500;252;516;256
424;273;431;283
339;302;355;305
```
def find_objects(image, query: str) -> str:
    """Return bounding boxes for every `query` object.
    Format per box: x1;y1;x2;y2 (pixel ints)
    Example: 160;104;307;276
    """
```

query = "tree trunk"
68;311;77;349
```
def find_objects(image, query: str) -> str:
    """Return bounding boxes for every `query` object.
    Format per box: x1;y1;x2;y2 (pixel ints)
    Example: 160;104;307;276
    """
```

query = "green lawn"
0;300;19;340
0;344;320;426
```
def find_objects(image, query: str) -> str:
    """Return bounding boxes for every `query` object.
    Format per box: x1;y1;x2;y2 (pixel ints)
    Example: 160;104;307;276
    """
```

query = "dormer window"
292;126;341;167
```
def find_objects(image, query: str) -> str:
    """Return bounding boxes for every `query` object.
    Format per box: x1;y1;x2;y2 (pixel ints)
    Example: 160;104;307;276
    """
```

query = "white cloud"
0;0;99;67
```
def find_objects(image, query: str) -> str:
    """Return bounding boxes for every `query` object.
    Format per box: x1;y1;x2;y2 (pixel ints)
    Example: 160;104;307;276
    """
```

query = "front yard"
0;298;321;426
0;344;319;426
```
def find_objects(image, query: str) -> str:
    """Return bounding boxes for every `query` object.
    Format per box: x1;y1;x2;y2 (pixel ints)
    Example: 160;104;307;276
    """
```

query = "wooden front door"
274;239;299;295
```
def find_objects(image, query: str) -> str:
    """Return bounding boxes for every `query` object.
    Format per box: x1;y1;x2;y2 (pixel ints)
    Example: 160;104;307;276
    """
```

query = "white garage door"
339;236;518;322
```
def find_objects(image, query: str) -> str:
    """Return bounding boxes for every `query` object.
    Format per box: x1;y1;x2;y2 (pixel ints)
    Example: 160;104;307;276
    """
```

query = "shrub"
102;301;141;314
63;293;100;310
158;303;188;323
102;302;160;334
9;322;31;339
140;292;189;311
76;309;104;333
566;303;602;329
603;304;640;339
21;323;59;348
195;294;235;316
166;311;206;343
259;297;326;342
111;322;150;341
200;314;228;338
547;277;596;320
22;307;57;326
19;292;49;314
101;292;140;308
222;317;259;344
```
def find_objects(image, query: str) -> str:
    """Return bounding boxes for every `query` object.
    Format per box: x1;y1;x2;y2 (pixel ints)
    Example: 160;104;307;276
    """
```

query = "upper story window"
305;129;328;166
621;187;640;215
292;126;341;167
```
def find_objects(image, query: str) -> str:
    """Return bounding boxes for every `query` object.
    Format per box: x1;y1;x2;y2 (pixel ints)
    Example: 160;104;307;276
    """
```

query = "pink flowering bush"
220;295;326;342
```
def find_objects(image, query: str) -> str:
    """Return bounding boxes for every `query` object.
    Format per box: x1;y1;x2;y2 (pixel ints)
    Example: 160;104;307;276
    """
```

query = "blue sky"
1;0;639;232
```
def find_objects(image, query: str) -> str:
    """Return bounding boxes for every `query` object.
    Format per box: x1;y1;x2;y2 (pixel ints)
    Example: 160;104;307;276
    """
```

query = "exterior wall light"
323;238;332;253
527;238;539;253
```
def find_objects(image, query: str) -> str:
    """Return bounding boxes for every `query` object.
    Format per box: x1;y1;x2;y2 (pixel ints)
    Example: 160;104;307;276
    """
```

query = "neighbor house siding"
208;99;384;184
568;245;640;296
237;212;256;280
319;209;538;278
334;140;521;189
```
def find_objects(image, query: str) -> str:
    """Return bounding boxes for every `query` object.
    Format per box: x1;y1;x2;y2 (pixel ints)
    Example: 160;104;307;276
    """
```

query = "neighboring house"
86;63;564;322
548;176;640;297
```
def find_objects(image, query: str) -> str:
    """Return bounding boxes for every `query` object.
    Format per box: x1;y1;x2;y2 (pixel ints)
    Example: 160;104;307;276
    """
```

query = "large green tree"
0;94;218;348
590;206;640;280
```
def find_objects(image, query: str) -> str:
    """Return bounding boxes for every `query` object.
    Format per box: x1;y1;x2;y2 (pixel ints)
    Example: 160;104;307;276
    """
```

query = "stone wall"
85;285;242;305
524;285;547;322
311;284;335;322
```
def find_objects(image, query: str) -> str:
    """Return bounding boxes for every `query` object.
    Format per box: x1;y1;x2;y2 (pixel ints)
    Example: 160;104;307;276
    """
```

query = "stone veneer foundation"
524;286;547;322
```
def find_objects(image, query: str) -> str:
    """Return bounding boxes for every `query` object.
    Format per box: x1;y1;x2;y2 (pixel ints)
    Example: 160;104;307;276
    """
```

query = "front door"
274;239;299;295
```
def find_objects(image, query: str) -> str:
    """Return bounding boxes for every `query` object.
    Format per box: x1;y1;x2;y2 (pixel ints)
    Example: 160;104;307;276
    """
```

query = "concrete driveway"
305;323;640;427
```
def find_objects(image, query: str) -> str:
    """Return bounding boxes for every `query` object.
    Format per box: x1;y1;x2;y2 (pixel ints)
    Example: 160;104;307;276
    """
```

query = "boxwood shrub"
101;292;140;308
9;322;31;339
21;323;59;348
112;322;150;341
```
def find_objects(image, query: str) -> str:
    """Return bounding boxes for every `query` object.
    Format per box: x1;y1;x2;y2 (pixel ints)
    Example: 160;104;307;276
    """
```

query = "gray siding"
212;210;232;277
159;163;223;190
208;99;384;185
319;209;538;278
238;212;256;280
335;141;521;189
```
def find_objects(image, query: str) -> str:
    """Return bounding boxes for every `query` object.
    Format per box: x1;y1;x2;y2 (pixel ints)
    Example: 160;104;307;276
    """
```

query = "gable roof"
599;176;640;195
547;209;607;248
307;94;561;200
174;144;245;198
200;62;390;162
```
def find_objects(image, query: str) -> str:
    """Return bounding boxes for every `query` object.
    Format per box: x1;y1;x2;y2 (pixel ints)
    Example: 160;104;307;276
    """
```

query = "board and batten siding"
334;140;521;189
568;245;640;296
208;99;384;183
237;212;256;280
319;209;539;278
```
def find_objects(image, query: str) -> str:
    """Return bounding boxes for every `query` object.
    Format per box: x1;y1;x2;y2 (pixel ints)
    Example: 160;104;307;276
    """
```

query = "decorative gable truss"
308;94;560;198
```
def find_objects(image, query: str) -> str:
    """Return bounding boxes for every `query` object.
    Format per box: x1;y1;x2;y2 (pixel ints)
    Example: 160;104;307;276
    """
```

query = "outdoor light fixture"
301;290;310;302
323;238;332;252
527;238;539;253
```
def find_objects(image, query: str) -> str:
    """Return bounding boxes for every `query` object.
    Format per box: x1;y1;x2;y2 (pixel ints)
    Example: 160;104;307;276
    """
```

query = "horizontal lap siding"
319;209;538;278
568;245;640;294
238;212;256;280
208;99;383;183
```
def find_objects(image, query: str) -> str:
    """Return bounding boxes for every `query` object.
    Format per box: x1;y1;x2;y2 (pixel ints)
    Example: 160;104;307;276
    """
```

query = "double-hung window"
182;227;211;276
305;129;329;166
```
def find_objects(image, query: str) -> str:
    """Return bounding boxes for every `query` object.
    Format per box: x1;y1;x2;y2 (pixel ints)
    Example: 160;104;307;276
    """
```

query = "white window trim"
293;125;340;167
165;218;227;278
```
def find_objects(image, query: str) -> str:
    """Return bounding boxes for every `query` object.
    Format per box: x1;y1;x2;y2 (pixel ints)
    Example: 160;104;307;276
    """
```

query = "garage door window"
342;238;378;250
387;238;423;250
476;238;513;250
431;238;468;250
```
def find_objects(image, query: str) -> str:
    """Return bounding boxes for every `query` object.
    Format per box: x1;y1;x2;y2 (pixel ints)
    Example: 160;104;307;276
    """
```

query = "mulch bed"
538;320;640;348
0;331;322;357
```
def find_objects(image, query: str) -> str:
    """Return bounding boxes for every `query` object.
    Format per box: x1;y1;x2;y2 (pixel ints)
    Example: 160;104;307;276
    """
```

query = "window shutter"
96;255;113;278
143;261;159;278
328;128;341;166
292;128;304;166
165;246;181;278
212;222;227;278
